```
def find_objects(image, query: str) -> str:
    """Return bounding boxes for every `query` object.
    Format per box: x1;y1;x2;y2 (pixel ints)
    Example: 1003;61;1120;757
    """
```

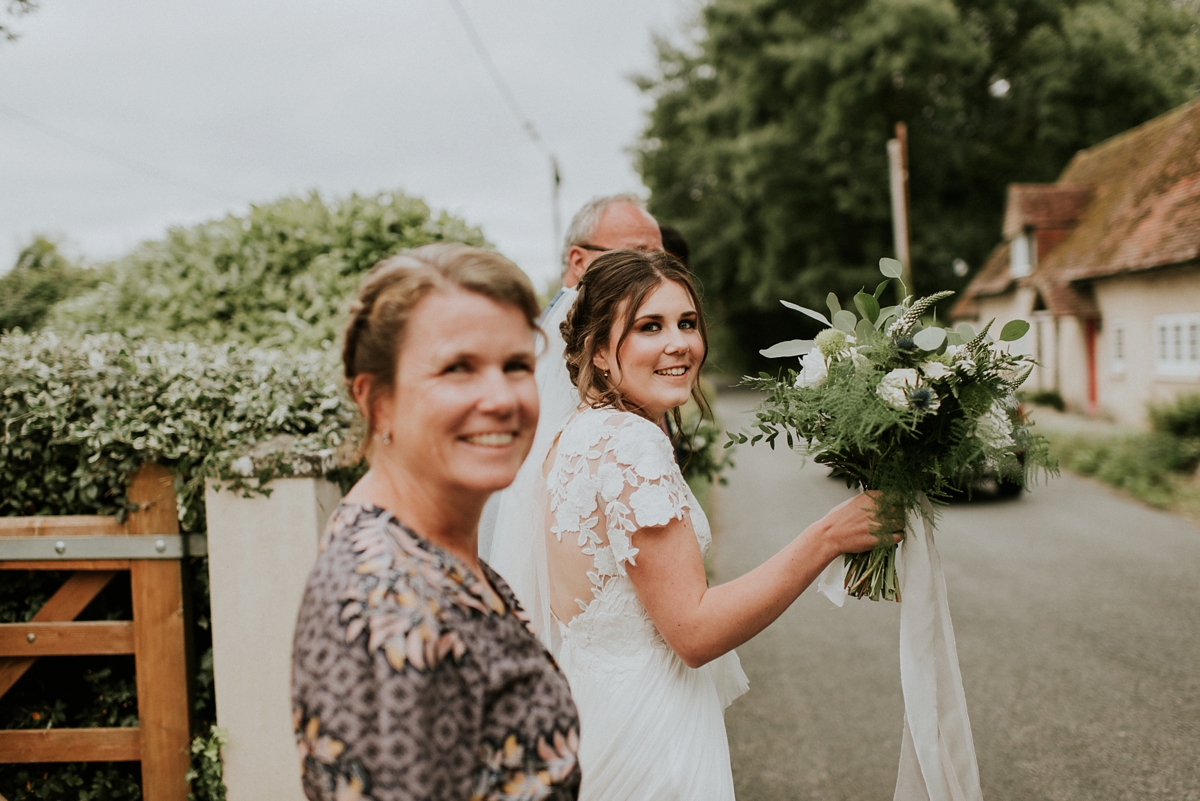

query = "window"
1154;314;1200;378
1010;231;1034;278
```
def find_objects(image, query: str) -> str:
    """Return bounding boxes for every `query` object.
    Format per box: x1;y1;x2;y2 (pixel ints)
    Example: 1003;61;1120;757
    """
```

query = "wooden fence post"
128;464;190;801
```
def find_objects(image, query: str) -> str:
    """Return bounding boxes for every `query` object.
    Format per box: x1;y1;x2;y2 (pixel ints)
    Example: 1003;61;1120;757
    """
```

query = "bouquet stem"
843;545;900;602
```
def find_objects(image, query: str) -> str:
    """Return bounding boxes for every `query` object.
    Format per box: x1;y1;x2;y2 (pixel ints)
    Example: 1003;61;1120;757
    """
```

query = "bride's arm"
626;492;889;669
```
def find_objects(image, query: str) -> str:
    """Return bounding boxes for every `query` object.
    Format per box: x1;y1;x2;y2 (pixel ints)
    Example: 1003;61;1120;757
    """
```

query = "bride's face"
593;279;704;420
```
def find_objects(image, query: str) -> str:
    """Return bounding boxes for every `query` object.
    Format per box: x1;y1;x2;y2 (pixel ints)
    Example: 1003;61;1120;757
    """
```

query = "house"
953;99;1200;426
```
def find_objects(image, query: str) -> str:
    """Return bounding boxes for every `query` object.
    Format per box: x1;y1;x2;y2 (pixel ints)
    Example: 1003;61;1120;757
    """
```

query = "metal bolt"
155;538;167;553
26;633;36;643
54;541;66;554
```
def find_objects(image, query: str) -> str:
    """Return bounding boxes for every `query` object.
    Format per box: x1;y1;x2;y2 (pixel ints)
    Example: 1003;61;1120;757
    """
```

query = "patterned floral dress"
292;502;582;801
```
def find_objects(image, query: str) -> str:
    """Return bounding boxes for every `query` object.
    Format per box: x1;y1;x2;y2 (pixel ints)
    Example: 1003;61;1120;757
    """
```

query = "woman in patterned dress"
540;250;898;800
292;244;581;801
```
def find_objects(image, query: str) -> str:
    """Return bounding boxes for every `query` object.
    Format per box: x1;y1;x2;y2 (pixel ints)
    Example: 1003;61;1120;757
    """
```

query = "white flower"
920;361;953;381
554;473;597;534
629;482;682;528
230;456;255;476
596;462;625;503
974;401;1015;451
612;432;673;480
794;350;828;388
876;368;920;409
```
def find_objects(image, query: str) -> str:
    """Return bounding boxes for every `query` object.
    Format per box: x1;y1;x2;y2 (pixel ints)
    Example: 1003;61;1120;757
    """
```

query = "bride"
490;249;893;800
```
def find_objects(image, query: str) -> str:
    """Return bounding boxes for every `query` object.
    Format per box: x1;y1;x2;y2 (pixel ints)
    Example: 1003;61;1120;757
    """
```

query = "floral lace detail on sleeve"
549;410;691;582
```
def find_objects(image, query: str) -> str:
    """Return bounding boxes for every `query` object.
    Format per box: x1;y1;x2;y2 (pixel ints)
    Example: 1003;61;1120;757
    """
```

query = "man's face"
563;202;664;288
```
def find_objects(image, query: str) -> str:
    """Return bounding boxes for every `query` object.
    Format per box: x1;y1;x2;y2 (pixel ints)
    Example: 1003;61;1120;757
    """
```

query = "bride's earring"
380;430;393;445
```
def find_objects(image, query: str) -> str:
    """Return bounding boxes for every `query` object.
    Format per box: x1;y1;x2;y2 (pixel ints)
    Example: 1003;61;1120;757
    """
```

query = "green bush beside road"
1042;393;1200;516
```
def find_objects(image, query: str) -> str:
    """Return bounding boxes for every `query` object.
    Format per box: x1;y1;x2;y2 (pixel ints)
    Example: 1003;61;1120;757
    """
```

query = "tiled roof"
1002;184;1091;239
958;99;1200;318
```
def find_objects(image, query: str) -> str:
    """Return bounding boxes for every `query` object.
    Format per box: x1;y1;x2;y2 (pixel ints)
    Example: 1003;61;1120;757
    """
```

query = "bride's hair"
561;249;711;427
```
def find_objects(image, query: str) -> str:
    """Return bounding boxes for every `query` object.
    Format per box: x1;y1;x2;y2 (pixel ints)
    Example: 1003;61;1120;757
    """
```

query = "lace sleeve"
550;410;692;580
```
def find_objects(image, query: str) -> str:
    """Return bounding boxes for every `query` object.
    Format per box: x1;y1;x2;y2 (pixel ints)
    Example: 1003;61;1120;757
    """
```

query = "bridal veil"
479;287;580;649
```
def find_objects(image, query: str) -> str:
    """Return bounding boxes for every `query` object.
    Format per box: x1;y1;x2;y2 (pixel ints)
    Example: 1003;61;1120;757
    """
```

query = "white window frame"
1110;318;1125;374
1010;230;1034;278
1153;314;1200;378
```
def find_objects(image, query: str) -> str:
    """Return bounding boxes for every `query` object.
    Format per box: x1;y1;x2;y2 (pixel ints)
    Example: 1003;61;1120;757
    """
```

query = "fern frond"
889;290;955;337
967;319;994;352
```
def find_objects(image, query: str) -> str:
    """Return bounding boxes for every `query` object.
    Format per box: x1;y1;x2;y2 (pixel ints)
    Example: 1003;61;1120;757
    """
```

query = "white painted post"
204;477;343;801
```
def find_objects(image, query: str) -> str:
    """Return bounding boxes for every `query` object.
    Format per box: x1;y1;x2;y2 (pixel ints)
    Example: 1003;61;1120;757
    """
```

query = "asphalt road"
712;390;1200;801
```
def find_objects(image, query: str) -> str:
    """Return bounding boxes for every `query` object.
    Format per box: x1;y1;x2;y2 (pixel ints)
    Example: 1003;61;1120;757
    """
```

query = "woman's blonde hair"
342;243;540;455
561;249;710;428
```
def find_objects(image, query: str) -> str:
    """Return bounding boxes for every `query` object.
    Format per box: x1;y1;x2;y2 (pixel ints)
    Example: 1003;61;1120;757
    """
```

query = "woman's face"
376;287;539;497
593;279;704;420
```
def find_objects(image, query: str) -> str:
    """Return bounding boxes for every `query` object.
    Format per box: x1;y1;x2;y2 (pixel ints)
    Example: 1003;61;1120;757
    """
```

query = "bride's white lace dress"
545;407;748;801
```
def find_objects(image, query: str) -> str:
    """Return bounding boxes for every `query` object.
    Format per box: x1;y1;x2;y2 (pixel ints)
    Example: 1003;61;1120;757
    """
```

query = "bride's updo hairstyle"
562;248;711;425
343;243;540;458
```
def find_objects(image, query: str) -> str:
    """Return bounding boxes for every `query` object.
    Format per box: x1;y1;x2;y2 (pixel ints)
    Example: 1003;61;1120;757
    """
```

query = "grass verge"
1043;428;1200;521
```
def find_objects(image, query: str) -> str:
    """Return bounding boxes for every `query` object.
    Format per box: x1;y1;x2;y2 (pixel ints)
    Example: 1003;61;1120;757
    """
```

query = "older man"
560;193;663;290
479;195;663;637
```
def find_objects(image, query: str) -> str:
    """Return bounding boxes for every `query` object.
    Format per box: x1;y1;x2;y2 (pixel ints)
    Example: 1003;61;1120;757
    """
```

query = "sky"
0;0;697;291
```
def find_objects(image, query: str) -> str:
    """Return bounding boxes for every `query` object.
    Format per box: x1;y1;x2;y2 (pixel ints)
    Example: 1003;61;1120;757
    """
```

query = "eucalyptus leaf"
826;292;841;317
833;309;858;333
780;299;831;327
879;258;904;279
854;291;880;324
759;339;814;358
855;318;875;343
873;280;891;300
999;319;1031;342
913;326;947;351
945;331;966;346
876;306;897;330
956;323;976;339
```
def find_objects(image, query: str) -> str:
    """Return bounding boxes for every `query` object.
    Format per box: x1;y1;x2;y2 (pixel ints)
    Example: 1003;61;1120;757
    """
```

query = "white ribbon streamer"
818;493;983;801
894;493;982;801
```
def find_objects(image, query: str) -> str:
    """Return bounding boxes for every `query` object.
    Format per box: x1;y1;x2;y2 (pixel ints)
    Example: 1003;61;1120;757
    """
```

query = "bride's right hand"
809;491;902;562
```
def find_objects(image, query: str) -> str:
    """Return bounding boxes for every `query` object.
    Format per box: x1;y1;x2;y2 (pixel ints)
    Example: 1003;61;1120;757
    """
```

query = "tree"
0;236;94;333
47;190;489;349
637;0;1200;372
1;0;38;43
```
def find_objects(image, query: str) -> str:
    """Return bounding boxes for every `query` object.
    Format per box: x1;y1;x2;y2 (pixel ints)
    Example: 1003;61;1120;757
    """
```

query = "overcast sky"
0;0;696;291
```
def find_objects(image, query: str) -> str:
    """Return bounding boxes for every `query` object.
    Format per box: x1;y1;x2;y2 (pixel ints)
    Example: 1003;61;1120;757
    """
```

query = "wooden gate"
0;464;204;801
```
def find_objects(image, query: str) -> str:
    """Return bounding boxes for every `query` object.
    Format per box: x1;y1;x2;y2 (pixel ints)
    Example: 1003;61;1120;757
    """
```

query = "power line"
0;103;232;203
445;0;563;256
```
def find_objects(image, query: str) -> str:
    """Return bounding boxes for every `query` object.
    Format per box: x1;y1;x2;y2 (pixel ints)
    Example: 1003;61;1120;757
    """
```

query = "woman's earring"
380;430;393;445
604;370;610;379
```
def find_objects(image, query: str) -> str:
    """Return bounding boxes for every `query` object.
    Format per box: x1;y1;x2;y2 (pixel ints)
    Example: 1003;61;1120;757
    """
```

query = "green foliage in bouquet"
46;190;487;349
730;258;1056;601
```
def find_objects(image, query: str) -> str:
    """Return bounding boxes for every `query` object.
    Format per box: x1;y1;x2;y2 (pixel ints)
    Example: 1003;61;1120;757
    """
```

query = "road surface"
712;390;1200;800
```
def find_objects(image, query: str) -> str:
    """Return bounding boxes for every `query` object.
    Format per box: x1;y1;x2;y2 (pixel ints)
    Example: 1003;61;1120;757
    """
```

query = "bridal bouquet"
733;258;1055;601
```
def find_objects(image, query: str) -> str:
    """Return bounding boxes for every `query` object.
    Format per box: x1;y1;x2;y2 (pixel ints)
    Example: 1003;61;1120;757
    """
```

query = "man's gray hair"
561;193;649;267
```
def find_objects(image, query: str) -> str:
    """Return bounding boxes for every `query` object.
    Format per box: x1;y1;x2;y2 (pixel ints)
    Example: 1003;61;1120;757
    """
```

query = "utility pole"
887;122;913;300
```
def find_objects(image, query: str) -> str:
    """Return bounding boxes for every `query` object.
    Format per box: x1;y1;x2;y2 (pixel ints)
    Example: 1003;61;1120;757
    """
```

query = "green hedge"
0;332;359;801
